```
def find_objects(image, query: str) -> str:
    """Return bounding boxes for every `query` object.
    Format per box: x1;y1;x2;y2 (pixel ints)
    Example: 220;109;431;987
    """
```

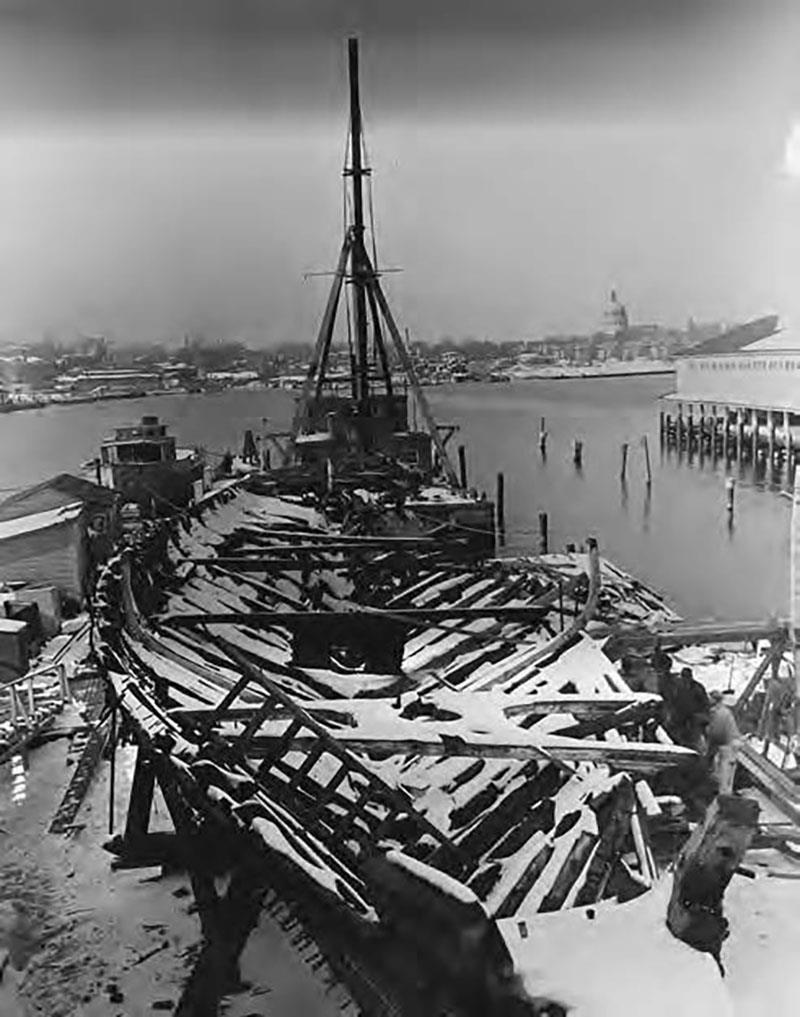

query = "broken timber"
614;618;788;650
735;740;800;825
666;794;759;965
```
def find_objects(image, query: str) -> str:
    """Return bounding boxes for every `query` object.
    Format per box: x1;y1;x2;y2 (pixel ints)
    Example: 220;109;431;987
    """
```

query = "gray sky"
0;0;799;346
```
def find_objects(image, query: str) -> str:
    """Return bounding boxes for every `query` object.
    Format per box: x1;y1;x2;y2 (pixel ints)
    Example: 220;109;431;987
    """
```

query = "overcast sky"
0;0;799;346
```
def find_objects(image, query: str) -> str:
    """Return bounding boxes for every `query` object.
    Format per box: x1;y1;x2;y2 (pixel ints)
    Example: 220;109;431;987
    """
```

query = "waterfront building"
0;502;87;610
659;318;800;459
53;368;161;397
0;474;119;610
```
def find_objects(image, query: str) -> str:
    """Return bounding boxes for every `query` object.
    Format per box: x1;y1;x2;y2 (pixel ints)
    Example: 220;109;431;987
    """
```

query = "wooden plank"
538;830;598;912
493;843;555;919
615;619;787;650
171;693;661;727
736;740;800;825
243;731;696;774
733;638;786;721
163;604;552;628
502;693;661;719
573;779;635;906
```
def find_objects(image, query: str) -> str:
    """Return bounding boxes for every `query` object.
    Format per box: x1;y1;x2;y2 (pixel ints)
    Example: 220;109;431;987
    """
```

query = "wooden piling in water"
642;436;652;486
458;444;468;489
620;442;629;481
539;418;548;454
573;439;583;468
496;472;506;547
538;511;549;554
726;477;735;517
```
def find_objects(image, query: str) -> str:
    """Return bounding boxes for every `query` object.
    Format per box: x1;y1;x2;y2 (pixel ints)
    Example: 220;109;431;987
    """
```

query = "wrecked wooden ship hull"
91;478;715;1014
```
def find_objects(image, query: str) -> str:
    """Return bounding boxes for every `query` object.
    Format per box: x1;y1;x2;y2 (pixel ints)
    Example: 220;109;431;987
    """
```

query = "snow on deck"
98;482;787;1011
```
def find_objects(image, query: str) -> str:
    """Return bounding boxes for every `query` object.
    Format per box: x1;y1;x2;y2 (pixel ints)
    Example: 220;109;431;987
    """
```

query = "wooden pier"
659;395;800;476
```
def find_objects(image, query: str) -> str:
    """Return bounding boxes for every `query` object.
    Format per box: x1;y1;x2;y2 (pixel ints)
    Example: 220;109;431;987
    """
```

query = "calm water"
0;379;791;622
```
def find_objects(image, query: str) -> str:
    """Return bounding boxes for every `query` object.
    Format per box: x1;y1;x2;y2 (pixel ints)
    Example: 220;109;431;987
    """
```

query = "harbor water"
0;377;790;622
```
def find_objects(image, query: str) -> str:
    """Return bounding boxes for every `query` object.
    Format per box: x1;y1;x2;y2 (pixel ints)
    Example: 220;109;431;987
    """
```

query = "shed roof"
0;473;116;523
0;501;83;542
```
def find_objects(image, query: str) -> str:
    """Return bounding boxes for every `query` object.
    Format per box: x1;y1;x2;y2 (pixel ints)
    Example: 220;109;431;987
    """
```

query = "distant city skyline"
0;1;797;346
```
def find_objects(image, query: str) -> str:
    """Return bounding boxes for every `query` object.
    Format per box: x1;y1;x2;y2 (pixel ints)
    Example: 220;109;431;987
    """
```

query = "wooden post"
710;406;718;461
725;477;735;518
458;445;468;490
124;749;156;843
620;442;629;481
751;408;758;463
642;436;652;487
538;511;549;555
677;402;684;447
666;795;759;967
658;409;665;444
737;409;744;465
242;429;257;464
108;703;117;836
496;472;506;548
767;410;775;469
722;406;729;460
573;439;583;468
538;417;548;455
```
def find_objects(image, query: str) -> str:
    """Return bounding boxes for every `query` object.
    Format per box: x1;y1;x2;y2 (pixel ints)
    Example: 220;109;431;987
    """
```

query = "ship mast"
347;38;371;412
286;37;459;486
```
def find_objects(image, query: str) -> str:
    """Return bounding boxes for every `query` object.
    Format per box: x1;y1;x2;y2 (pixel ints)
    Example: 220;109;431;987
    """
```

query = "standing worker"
706;690;741;793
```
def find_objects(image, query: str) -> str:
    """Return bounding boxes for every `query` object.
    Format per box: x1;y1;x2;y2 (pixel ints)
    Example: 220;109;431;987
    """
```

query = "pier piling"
768;411;776;470
496;472;506;548
539;418;548;455
642;435;652;487
538;511;549;555
458;444;468;490
573;439;583;469
620;442;628;482
726;477;736;518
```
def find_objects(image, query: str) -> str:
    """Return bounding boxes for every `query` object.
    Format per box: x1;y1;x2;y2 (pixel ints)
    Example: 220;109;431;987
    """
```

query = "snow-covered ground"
0;720;360;1017
0;732;201;1016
